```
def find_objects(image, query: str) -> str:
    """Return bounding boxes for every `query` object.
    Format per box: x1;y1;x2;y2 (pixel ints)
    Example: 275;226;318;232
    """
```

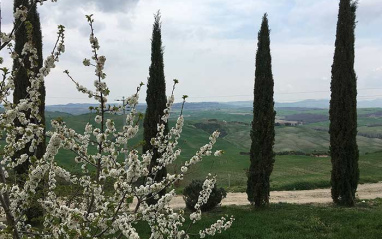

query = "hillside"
44;106;382;191
44;98;382;115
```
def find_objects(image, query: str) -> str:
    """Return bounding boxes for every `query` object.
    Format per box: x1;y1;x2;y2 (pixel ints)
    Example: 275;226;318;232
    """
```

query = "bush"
183;180;227;212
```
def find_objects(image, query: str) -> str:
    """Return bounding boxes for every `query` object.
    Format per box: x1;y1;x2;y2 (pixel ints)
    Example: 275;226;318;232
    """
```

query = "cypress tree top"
13;0;30;106
13;0;45;168
254;14;273;83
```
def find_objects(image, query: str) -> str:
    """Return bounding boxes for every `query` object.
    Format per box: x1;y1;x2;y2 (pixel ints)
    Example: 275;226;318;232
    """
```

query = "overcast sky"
1;0;382;105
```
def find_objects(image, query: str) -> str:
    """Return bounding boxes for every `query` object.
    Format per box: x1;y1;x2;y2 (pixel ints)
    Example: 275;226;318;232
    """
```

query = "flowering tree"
0;1;233;238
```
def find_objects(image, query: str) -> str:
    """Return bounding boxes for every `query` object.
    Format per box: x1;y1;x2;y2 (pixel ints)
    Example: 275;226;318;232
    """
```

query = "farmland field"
44;105;382;192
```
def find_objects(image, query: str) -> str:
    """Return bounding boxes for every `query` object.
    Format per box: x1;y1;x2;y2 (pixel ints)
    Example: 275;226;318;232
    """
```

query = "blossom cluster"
13;6;28;22
0;1;65;237
0;6;233;239
199;216;235;238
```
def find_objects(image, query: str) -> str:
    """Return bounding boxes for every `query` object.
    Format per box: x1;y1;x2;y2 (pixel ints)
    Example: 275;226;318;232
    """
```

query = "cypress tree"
30;1;46;162
246;13;276;207
143;11;168;204
13;0;45;222
329;0;359;207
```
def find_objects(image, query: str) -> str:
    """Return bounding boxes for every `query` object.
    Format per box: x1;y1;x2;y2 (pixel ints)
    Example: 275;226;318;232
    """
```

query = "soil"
167;182;382;208
2;183;381;223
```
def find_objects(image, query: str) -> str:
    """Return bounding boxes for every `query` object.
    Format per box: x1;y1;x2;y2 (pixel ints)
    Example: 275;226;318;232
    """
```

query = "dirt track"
2;183;380;222
168;182;382;208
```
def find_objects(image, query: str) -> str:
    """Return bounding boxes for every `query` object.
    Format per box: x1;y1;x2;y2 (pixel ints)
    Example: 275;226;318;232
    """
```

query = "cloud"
1;0;382;105
45;0;139;13
83;0;139;13
1;1;14;25
358;0;382;23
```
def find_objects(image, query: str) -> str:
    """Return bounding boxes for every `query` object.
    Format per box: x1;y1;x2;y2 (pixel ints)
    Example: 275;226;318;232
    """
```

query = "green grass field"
11;107;382;237
134;199;382;238
46;107;382;155
44;107;382;192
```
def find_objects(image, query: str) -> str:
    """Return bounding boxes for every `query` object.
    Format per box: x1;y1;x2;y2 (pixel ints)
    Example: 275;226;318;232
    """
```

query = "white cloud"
1;0;381;104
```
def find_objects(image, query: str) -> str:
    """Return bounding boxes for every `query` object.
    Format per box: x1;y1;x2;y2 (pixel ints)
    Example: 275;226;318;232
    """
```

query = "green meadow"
133;199;382;238
45;106;382;192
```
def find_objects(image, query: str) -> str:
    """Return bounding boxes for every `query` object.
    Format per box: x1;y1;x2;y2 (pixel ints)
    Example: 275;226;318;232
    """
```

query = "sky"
1;0;382;105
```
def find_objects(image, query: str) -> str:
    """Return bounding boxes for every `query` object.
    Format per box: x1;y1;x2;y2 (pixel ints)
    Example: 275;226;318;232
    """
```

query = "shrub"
183;180;227;212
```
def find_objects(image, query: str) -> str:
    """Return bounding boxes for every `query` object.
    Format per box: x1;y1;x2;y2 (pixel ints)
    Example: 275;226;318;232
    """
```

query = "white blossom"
0;12;233;239
95;115;102;124
13;6;28;22
83;58;91;66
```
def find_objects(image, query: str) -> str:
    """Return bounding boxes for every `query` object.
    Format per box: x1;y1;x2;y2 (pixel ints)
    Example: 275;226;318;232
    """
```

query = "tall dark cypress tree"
143;11;168;203
30;1;46;162
13;0;45;222
246;13;276;208
329;0;359;207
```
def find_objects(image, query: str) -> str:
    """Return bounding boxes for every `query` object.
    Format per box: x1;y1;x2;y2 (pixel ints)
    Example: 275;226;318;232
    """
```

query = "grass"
134;199;382;238
7;108;382;238
224;153;382;192
41;108;382;192
222;122;382;154
47;108;382;155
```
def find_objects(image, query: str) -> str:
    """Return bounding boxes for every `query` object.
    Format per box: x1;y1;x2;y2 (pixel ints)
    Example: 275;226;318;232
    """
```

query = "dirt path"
1;183;381;223
168;182;382;208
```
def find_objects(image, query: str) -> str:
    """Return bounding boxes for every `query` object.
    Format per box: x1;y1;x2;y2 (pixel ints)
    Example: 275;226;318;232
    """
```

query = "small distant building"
275;119;302;126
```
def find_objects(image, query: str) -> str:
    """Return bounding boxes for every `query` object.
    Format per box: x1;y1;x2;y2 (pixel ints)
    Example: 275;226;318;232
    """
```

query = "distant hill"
276;100;330;108
226;99;382;109
46;103;148;115
358;99;382;108
222;99;330;108
45;98;382;114
46;104;99;115
225;99;330;108
45;102;237;115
